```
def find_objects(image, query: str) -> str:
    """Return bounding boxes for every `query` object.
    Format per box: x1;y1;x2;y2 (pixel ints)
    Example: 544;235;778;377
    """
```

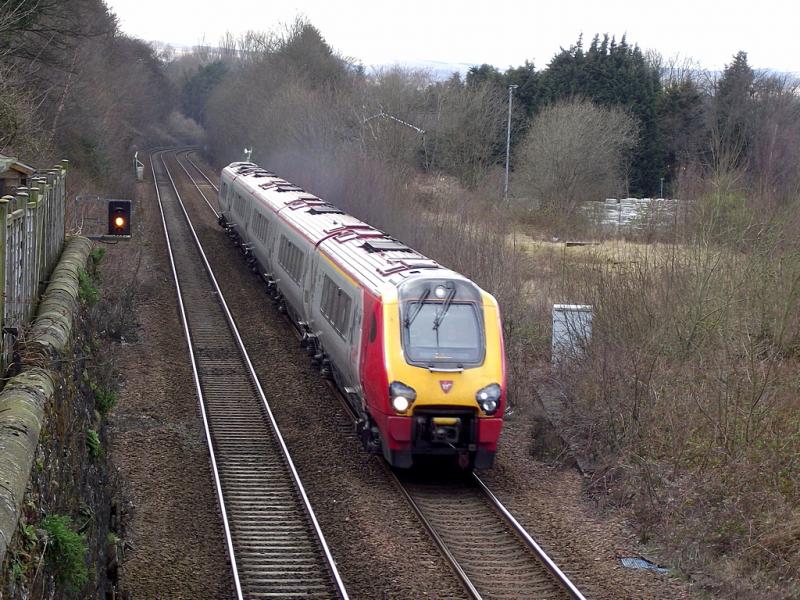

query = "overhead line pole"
504;84;518;202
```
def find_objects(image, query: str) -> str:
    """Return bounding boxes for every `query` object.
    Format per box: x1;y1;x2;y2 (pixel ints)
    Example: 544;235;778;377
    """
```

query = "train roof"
223;162;467;296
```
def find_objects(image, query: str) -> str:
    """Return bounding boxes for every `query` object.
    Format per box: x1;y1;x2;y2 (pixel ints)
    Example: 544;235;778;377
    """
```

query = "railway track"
150;149;348;600
173;148;588;600
394;469;584;600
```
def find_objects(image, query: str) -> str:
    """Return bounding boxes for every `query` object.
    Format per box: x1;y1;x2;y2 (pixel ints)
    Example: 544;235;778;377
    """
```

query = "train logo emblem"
440;380;454;394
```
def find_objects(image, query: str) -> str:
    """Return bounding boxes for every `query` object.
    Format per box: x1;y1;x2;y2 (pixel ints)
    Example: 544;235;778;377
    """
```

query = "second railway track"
151;149;348;599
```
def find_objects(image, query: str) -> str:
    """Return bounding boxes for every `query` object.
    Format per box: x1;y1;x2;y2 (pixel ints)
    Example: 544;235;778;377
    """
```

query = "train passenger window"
278;235;304;284
234;194;244;217
253;212;270;243
320;274;352;339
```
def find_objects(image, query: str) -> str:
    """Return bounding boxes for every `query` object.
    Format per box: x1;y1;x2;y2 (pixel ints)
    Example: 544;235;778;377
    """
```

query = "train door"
251;208;271;270
220;180;230;212
303;252;319;325
316;263;360;390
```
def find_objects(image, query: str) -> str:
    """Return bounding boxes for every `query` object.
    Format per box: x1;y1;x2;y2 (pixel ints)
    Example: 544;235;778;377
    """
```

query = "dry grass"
529;210;800;596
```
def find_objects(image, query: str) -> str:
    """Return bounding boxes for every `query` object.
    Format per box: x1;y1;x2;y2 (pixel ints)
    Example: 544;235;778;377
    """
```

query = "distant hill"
371;60;474;80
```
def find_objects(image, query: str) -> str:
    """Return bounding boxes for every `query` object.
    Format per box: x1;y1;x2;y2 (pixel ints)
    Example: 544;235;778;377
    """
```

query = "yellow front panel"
382;290;504;416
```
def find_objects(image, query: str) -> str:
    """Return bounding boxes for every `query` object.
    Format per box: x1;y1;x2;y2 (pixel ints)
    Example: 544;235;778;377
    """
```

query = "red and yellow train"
218;162;506;468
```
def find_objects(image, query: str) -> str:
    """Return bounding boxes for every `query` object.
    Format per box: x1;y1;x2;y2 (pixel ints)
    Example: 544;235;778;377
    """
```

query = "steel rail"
177;150;586;600
185;149;220;192
174;150;219;217
153;149;349;599
473;475;587;600
161;150;350;598
381;461;483;599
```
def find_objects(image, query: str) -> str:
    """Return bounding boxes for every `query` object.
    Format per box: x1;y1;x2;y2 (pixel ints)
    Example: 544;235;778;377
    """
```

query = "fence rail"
1;160;68;371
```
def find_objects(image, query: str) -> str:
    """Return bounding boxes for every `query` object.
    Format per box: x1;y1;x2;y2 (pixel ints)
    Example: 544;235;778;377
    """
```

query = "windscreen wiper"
432;286;457;330
404;288;430;328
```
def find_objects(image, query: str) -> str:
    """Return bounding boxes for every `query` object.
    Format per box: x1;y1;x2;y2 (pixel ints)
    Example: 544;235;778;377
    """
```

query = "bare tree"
426;79;507;188
514;98;638;212
359;67;431;169
749;74;800;206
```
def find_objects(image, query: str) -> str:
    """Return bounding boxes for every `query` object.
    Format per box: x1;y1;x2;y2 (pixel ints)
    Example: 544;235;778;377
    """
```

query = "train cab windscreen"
399;278;485;368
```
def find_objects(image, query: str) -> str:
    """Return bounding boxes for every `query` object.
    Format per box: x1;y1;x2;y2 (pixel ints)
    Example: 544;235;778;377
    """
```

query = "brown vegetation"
1;0;180;195
515;99;638;213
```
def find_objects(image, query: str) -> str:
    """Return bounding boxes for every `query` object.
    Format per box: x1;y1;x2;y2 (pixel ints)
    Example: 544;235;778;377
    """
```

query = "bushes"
40;514;88;591
77;268;99;305
92;384;117;417
86;429;101;458
545;207;800;589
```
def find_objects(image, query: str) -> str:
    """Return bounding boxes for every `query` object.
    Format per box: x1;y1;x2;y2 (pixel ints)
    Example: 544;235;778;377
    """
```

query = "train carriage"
218;162;506;469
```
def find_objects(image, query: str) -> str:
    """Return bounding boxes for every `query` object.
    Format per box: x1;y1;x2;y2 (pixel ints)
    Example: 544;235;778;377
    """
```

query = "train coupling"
430;417;462;445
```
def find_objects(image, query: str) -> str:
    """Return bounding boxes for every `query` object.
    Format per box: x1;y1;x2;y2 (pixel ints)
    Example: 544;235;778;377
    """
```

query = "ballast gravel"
103;166;232;599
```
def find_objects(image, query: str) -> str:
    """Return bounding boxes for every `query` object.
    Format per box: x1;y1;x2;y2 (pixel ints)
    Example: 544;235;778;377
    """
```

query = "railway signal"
107;199;131;236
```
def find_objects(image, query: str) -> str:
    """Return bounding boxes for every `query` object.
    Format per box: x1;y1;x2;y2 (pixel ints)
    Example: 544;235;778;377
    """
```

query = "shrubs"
86;429;101;458
547;206;800;590
40;514;89;591
92;384;117;417
77;268;99;305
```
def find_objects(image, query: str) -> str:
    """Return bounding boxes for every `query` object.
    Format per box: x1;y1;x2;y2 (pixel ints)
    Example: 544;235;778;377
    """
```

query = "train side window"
320;275;336;320
369;313;377;342
320;274;352;338
253;212;269;243
278;235;304;284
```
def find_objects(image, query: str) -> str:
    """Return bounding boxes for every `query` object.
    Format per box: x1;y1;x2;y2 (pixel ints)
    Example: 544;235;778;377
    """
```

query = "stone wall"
0;237;118;598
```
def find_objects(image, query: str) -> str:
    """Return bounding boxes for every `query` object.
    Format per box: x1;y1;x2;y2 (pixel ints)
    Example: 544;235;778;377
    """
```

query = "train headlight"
389;381;417;413
476;383;502;415
392;396;410;412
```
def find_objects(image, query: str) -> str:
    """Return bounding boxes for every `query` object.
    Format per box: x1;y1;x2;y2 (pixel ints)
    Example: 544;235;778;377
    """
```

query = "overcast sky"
105;0;799;73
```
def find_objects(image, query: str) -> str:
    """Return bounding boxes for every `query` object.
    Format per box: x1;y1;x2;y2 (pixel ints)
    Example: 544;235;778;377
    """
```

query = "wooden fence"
0;160;68;370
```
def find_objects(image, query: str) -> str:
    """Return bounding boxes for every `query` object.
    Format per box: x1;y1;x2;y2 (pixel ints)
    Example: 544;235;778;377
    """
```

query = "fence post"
45;172;57;272
0;196;10;364
15;187;27;212
28;188;37;312
13;190;28;332
34;178;48;275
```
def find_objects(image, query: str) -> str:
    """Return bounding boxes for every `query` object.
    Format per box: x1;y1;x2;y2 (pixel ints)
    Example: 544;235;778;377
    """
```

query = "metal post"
504;85;518;202
660;177;664;199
